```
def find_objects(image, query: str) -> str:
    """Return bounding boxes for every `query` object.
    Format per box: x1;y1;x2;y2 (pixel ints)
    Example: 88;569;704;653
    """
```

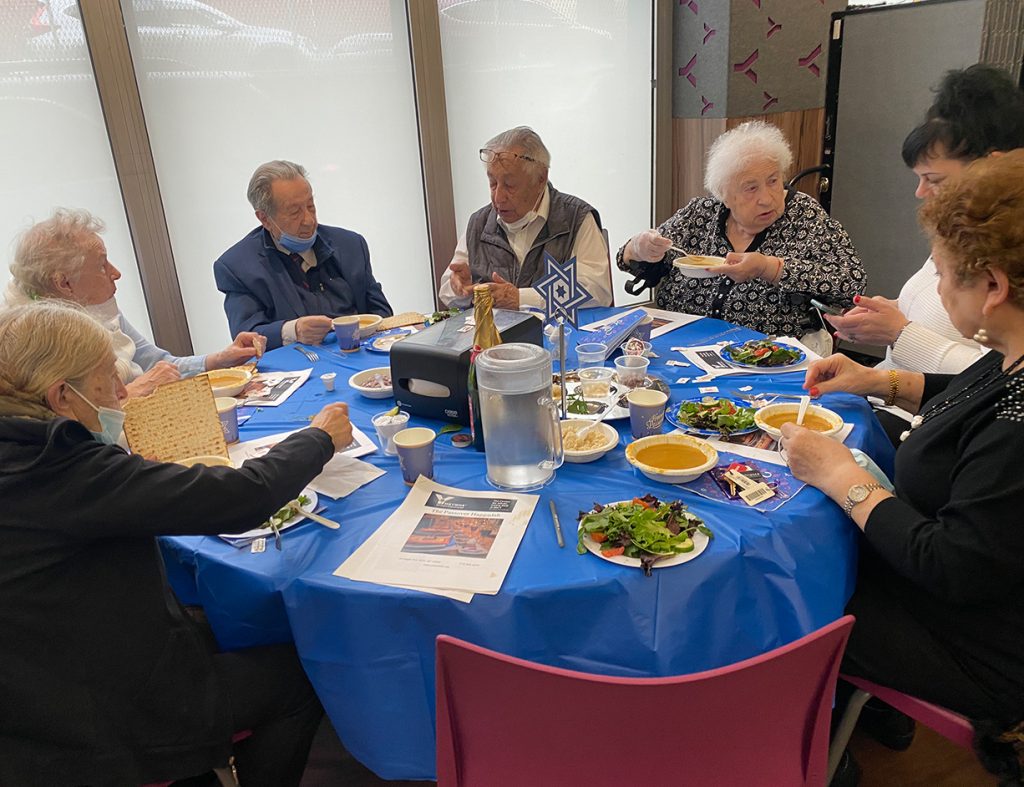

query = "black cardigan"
864;351;1024;715
0;416;334;785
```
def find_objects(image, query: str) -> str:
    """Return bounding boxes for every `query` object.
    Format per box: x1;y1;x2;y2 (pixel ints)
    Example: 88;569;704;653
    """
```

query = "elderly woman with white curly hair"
618;121;865;351
5;209;266;398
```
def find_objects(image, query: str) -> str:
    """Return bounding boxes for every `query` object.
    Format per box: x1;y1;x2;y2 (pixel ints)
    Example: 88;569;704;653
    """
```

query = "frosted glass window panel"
439;0;653;305
123;0;432;354
0;0;151;335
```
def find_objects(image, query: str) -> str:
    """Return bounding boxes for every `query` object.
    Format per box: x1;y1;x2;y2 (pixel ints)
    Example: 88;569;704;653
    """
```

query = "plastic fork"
294;345;319;363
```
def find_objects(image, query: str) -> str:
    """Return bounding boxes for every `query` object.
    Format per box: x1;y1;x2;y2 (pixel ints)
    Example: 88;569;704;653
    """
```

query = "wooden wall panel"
671;108;826;211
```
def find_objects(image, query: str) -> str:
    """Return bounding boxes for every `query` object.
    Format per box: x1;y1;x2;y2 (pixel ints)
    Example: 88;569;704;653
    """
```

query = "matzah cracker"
124;376;228;462
375;311;425;332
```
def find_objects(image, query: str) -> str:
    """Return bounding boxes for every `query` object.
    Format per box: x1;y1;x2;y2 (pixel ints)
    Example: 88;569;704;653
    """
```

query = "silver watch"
842;483;884;518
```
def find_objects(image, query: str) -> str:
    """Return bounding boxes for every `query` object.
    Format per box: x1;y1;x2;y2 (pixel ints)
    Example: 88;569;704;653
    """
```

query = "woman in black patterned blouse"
618;121;865;348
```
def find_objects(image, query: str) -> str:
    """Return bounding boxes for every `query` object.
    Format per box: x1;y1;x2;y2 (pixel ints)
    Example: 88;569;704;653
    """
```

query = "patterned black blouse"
616;191;866;337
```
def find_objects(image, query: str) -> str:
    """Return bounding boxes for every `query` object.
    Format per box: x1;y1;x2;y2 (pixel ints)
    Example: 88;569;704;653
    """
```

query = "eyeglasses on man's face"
479;148;538;165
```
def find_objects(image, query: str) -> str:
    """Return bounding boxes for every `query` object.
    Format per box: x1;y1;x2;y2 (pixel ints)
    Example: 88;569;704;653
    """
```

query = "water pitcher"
473;343;563;491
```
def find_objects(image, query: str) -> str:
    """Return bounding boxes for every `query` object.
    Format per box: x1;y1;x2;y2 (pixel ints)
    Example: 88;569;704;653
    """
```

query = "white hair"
484;126;550;182
9;209;105;301
247;160;309;215
703;121;794;202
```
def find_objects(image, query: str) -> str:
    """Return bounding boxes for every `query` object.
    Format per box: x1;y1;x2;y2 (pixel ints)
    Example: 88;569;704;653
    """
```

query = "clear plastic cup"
372;410;411;455
614;355;650;388
575;342;608;369
577;366;615;399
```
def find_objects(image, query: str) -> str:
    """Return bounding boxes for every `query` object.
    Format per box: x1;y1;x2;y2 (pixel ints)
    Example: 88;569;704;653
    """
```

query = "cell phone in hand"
810;298;846;317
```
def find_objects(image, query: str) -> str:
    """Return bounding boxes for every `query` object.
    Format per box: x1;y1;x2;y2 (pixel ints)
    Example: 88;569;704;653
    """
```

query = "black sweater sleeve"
864;417;1024;604
52;425;336;539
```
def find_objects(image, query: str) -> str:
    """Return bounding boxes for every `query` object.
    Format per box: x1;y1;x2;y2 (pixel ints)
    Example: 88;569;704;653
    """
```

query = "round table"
162;308;894;779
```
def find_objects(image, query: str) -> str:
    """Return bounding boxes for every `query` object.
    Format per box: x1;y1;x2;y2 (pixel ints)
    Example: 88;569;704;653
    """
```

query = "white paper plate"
220;489;318;539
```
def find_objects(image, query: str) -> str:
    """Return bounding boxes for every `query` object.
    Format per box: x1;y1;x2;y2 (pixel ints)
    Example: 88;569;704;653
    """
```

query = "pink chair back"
840;674;975;750
436;616;855;787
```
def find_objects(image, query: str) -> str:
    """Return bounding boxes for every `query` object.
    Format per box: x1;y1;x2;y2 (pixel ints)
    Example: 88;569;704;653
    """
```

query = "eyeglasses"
479;148;539;165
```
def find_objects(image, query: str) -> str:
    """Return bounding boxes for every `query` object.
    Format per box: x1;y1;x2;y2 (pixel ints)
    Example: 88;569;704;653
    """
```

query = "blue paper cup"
333;315;361;352
627;388;667;439
215;397;239;444
393;427;436;485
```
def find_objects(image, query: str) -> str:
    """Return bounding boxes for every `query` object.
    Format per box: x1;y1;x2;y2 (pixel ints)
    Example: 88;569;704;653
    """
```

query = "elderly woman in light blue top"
6;209;264;398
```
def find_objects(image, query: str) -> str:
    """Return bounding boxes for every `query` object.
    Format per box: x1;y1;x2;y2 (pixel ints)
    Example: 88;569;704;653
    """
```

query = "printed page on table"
242;369;312;407
228;426;377;465
339;477;538;595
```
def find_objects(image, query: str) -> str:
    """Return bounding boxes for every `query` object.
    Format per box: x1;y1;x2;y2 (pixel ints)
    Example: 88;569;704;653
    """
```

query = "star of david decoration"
532;253;591;328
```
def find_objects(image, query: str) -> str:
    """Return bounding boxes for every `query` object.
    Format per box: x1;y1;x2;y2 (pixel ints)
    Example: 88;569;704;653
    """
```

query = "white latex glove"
629;230;673;263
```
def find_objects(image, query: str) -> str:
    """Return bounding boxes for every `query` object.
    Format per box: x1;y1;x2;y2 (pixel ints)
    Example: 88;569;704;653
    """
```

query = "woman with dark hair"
788;150;1024;785
828;64;1024;374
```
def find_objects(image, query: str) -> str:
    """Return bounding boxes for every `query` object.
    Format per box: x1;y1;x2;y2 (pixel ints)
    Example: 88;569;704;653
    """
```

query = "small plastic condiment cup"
577;366;615;399
575;342;608;369
372;410;411;455
320;372;337;392
614;355;650;388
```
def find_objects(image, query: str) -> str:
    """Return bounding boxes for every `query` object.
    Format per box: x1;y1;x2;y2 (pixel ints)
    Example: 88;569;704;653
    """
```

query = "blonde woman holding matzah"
0;301;350;786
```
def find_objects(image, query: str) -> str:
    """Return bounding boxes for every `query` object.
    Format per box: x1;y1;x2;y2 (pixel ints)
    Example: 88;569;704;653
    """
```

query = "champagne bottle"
468;284;502;451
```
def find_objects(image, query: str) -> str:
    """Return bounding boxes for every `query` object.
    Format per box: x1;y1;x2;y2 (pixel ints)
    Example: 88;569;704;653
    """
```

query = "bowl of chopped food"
355;314;384;338
576;494;713;575
560;420;618;463
625;433;718;484
721;339;806;369
204;368;252;398
666;396;758;437
754;402;843;440
348;367;393;399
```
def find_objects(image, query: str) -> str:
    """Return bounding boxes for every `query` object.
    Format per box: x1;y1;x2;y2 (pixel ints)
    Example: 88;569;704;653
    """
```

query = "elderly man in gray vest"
439;126;612;310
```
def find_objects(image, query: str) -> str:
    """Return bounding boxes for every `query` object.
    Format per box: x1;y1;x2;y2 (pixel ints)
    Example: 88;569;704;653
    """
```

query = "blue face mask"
67;384;126;446
271;218;318;253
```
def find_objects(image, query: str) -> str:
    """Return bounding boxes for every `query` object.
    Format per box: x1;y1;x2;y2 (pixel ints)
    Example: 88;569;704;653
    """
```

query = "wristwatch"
842;483;885;518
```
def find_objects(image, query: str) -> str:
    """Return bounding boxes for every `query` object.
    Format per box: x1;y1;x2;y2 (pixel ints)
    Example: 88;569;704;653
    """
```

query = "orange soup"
634;444;708;470
761;411;834;432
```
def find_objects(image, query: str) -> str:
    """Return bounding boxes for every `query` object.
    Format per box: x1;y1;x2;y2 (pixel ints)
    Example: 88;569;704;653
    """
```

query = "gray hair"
703;121;794;202
9;209;106;301
0;300;113;420
484;126;550;182
247;160;309;215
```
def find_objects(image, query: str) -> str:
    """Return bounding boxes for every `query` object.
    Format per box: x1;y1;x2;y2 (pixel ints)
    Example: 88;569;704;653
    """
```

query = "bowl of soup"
754;402;843;440
624;433;718;484
355;314;384;338
205;368;252;398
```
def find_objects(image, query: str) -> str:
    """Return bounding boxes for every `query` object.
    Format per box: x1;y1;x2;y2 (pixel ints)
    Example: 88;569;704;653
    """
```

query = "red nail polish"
853;295;861;303
809;387;820;397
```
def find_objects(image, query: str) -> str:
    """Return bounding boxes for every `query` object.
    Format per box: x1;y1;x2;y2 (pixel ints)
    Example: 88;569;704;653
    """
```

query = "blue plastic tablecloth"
161;309;894;780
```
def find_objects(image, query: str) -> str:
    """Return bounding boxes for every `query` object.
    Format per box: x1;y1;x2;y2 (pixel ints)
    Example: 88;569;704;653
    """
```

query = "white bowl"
754;402;843;440
673;255;727;279
176;455;234;468
624;433;718;484
348;367;393;399
355;313;384;338
560;420;618;463
205;368;252;398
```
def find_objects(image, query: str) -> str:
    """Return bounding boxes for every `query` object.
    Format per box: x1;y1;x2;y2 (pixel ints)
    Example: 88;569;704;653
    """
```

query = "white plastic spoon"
796;394;811;427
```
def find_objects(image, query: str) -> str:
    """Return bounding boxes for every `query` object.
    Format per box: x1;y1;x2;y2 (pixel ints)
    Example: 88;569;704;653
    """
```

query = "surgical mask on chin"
500;210;538;234
66;384;126;446
270;219;318;253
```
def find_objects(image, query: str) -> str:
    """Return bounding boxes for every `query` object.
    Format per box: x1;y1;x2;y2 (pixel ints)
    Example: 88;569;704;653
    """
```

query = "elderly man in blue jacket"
214;160;393;350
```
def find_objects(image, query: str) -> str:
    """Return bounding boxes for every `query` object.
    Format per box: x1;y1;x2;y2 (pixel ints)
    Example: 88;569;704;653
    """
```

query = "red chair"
826;674;975;782
436;616;855;787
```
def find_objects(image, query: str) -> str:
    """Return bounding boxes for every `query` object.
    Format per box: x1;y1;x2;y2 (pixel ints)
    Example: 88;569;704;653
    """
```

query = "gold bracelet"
884;369;899;407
